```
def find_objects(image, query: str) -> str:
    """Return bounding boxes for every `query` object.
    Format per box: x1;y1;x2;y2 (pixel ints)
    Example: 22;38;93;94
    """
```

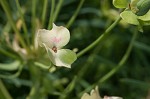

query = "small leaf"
140;20;150;26
137;23;143;32
136;0;150;16
138;10;150;21
113;0;128;8
120;10;139;25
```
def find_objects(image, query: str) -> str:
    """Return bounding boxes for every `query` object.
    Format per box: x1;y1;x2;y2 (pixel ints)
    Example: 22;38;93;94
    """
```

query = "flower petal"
37;29;54;48
81;86;101;99
104;96;123;99
51;23;70;49
37;23;70;49
47;49;77;68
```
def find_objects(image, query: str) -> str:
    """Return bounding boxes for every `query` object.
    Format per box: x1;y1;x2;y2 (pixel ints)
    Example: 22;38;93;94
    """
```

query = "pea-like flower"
37;23;77;68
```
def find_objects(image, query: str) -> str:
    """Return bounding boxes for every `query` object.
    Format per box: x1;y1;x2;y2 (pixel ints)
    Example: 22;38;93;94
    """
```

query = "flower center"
52;46;57;53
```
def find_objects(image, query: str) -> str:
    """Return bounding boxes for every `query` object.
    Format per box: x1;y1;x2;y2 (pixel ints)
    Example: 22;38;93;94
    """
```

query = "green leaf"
137;24;143;32
0;60;21;71
136;0;150;16
140;20;150;26
58;49;77;66
113;0;129;8
120;10;139;25
138;10;150;21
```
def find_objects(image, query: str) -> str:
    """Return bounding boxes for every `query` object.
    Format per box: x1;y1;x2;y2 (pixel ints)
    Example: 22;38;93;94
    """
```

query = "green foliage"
113;0;150;32
0;60;20;71
120;10;140;25
136;0;150;16
0;0;150;99
113;0;129;8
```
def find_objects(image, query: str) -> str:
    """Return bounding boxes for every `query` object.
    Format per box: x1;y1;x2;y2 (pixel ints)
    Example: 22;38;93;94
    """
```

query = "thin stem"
41;0;48;27
59;76;77;99
15;0;30;46
34;61;50;70
0;48;18;59
0;63;24;79
48;0;55;30
31;0;37;45
77;16;122;57
27;61;42;98
79;29;138;97
53;0;64;22
98;29;138;83
77;18;117;79
27;82;40;98
0;80;12;99
0;0;29;53
66;0;85;28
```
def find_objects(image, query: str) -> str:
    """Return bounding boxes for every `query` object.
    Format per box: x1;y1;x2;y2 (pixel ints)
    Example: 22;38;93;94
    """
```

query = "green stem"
15;0;30;46
0;48;18;59
79;29;138;97
77;16;122;57
41;0;48;27
53;0;64;22
59;76;77;99
0;80;12;99
48;0;55;30
31;0;37;46
0;60;20;71
27;61;42;98
77;18;117;78
34;61;50;70
0;0;29;53
98;29;138;84
66;0;85;28
27;84;40;99
0;62;24;79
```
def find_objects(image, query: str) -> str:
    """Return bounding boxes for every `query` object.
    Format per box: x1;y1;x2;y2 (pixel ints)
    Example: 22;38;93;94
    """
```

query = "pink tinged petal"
37;23;70;49
52;37;62;43
51;23;70;48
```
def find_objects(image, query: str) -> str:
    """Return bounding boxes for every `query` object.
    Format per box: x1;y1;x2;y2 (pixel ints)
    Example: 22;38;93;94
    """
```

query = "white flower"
81;86;123;99
37;23;77;68
81;86;101;99
103;96;123;99
38;23;70;49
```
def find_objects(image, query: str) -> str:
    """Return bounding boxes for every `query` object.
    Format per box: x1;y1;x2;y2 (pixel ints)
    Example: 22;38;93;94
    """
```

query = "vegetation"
0;0;150;99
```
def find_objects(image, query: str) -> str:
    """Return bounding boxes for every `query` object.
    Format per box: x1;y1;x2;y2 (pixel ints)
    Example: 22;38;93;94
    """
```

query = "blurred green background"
0;0;150;99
